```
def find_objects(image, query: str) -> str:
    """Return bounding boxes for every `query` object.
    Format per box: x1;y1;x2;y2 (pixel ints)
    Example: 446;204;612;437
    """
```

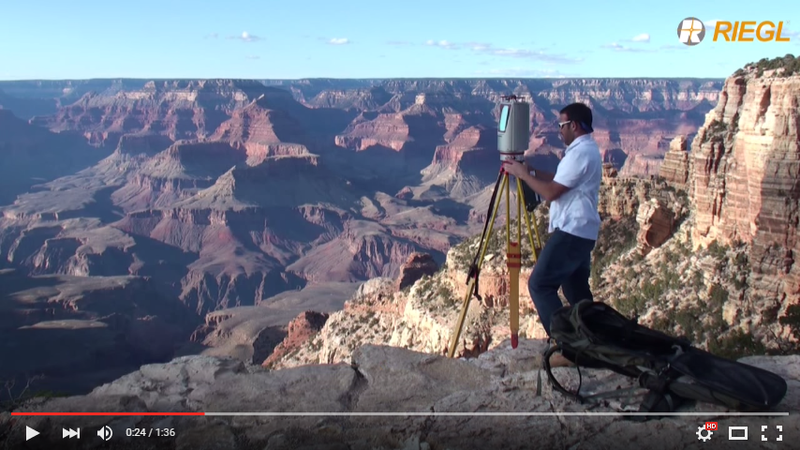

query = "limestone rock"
602;162;618;179
395;252;439;291
690;71;800;305
262;311;329;368
659;135;690;187
618;154;662;178
636;198;675;254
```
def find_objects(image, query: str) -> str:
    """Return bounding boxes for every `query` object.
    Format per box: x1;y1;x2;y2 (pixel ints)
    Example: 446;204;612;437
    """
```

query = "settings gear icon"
696;425;713;442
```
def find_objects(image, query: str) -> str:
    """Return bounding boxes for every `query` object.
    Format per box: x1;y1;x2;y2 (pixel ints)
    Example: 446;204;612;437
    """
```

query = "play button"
26;426;40;441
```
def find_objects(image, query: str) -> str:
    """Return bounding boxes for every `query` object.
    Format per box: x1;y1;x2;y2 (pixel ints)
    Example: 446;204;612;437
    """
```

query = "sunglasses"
558;120;572;129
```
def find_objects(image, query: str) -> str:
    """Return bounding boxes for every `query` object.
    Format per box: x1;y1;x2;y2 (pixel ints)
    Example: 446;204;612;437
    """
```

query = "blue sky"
1;0;798;80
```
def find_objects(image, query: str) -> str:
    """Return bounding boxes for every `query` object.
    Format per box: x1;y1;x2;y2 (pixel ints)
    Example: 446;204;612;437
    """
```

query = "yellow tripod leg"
446;173;508;358
516;177;542;262
507;173;521;348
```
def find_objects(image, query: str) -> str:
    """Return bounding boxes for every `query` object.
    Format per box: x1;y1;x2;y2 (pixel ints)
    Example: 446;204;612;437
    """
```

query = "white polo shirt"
548;134;602;241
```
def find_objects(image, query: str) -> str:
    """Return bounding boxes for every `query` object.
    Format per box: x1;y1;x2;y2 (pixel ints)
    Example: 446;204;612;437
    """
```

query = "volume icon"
63;428;80;439
97;426;113;441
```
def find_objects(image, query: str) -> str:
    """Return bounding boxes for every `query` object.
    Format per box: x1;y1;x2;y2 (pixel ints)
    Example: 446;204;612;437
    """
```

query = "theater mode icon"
728;425;748;441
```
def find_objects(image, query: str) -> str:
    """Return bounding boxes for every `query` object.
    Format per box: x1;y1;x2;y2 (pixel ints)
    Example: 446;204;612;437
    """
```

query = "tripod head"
497;95;530;162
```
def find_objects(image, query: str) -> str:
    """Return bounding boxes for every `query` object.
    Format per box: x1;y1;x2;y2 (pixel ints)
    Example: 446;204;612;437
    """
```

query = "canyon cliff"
688;63;800;313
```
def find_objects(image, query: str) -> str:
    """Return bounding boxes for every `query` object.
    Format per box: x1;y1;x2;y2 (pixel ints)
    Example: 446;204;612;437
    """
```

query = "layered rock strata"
659;135;691;187
690;68;800;307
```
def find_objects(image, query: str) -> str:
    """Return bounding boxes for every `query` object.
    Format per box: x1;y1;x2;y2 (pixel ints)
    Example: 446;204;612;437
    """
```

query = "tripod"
446;162;544;357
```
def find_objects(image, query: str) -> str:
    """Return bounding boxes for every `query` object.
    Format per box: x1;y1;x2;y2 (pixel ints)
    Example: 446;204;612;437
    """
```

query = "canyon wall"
689;65;800;308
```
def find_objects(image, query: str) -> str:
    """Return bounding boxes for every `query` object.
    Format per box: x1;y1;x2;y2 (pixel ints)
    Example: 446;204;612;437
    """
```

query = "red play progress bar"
11;412;205;416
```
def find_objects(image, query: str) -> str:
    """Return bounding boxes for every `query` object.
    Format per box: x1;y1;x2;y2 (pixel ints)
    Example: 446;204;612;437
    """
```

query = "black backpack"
543;300;788;417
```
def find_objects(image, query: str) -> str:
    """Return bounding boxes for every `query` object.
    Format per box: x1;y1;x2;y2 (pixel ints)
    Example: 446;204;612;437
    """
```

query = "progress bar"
11;412;790;417
11;413;204;416
204;412;790;417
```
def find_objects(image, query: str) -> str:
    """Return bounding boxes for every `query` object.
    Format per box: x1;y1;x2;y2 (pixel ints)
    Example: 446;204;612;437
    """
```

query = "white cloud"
411;39;581;63
228;31;262;42
474;67;571;78
601;42;653;52
470;43;581;63
659;44;689;51
704;19;720;29
606;33;650;45
245;55;260;60
328;38;350;45
426;40;457;49
204;33;219;39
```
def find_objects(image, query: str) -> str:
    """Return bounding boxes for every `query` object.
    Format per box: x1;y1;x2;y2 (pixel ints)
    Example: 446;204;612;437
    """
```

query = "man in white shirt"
502;102;602;363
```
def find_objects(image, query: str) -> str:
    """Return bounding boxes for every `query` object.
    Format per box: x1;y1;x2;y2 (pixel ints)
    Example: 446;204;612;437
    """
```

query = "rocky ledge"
1;341;797;450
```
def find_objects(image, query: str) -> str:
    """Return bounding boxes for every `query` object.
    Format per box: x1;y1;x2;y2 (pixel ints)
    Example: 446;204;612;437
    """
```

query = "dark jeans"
528;229;596;337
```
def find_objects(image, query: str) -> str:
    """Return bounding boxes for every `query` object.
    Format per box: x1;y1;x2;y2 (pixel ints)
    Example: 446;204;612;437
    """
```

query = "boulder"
395;253;439;291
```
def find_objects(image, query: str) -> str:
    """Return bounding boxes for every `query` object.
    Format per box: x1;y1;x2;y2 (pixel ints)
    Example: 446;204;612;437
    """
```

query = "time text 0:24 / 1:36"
126;427;176;437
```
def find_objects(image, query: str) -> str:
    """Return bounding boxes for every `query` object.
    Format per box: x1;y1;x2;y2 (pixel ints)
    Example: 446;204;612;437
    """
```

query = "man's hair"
560;102;593;133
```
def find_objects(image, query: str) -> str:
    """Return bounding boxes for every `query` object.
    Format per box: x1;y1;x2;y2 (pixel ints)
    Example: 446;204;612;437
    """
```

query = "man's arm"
519;153;589;202
517;172;569;202
530;169;555;181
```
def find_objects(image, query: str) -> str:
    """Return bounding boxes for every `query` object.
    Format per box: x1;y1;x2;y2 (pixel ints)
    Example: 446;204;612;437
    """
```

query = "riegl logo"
678;18;705;45
678;17;792;45
712;21;791;42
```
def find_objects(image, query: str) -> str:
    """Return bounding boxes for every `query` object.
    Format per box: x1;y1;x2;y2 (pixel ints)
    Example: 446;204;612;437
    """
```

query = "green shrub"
590;217;638;289
744;54;800;78
708;329;767;360
779;304;800;341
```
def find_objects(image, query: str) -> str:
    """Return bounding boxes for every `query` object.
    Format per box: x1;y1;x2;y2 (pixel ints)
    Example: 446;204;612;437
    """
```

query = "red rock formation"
395;187;413;200
30;80;273;146
395;253;439;291
286;220;422;282
658;135;690;186
305;86;393;110
690;68;800;304
598;178;647;218
115;133;174;156
112;141;246;211
262;311;329;367
423;126;500;196
636;198;675;254
430;127;496;169
602;163;618;179
335;112;414;152
618;154;663;177
210;96;311;153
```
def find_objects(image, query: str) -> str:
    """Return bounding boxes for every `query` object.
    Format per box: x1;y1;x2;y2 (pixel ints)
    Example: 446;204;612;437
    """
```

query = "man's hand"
502;160;529;178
